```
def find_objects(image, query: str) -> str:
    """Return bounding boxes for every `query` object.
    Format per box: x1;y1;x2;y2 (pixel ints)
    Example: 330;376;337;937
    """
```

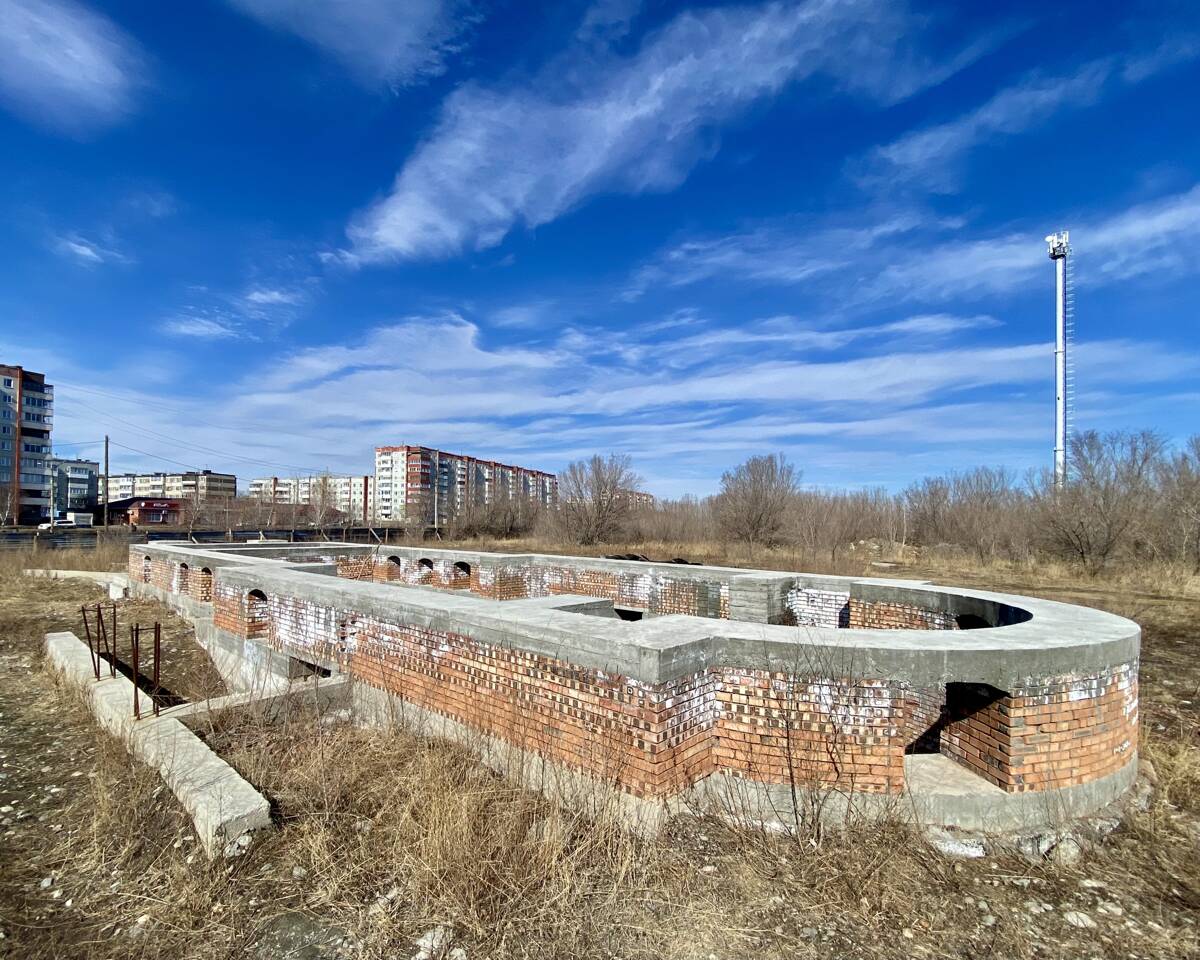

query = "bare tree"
903;476;952;546
557;454;641;545
714;453;799;557
948;467;1018;564
1034;430;1167;575
1158;435;1200;572
310;473;337;537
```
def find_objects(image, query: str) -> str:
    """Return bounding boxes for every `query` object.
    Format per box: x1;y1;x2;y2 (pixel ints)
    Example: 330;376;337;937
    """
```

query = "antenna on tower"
1045;230;1073;488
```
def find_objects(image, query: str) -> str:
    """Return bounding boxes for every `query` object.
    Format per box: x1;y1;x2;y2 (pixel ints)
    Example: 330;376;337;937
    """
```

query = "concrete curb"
26;568;130;599
44;630;274;858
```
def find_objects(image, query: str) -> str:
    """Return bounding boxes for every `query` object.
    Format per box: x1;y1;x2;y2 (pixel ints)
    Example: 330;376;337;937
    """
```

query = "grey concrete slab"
44;630;273;857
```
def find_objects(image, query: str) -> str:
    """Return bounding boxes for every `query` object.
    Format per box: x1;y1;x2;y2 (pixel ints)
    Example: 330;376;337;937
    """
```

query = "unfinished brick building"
130;541;1140;833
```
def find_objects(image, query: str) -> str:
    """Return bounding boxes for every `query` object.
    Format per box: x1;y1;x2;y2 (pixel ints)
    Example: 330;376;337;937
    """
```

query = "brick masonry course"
130;542;1142;830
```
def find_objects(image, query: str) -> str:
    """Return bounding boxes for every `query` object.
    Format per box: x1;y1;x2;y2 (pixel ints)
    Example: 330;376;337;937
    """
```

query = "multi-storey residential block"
248;475;374;522
49;457;99;515
0;365;54;524
100;470;236;504
373;445;557;525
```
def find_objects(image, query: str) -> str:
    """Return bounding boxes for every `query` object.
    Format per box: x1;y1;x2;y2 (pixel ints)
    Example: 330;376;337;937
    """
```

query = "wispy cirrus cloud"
226;0;473;88
622;210;930;300
243;287;304;306
51;231;131;265
345;0;992;263
161;282;311;341
856;38;1199;192
865;183;1200;301
161;313;242;340
627;183;1200;306
0;0;145;135
29;297;1198;495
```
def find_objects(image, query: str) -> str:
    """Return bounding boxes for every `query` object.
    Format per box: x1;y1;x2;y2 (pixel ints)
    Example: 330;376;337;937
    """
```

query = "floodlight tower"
1045;230;1073;487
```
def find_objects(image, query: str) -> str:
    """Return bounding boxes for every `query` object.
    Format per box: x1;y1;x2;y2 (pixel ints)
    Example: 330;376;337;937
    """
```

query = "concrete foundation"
45;630;275;856
122;541;1143;836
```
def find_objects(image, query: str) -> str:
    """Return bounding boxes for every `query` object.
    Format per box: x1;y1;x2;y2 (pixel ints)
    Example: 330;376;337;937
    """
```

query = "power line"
47;439;105;449
107;439;207;471
55;401;339;475
54;390;354;476
90;408;331;473
55;380;352;449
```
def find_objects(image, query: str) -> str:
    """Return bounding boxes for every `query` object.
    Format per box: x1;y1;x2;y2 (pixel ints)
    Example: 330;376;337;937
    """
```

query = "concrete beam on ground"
44;630;274;858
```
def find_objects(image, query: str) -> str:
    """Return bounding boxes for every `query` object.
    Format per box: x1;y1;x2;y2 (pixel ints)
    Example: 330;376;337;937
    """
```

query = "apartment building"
49;457;100;515
248;474;374;523
374;445;557;525
0;365;54;524
100;470;236;504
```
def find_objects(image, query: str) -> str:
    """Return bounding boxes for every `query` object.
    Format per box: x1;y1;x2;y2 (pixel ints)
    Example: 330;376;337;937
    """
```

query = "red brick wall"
936;665;1139;792
198;571;1138;801
848;598;958;630
349;624;715;797
212;581;248;636
714;672;907;793
189;568;213;603
149;557;173;592
336;557;375;580
345;554;732;618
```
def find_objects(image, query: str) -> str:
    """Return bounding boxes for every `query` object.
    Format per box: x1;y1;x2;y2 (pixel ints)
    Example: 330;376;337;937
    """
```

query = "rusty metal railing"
80;604;164;718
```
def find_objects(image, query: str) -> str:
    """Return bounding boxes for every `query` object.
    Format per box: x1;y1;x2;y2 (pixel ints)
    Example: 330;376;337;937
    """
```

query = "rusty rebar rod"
80;605;100;680
152;622;161;717
96;603;115;678
131;624;140;720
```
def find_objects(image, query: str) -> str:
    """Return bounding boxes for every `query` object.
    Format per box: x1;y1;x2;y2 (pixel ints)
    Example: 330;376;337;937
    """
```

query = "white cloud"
858;40;1199;192
881;314;1000;335
161;315;242;339
26;301;1198;496
627;183;1200;305
606;312;1001;371
0;0;144;135
868;184;1200;301
576;0;642;43
346;0;988;262
226;0;470;88
1083;184;1200;282
244;287;304;306
622;212;926;300
252;313;564;392
489;300;558;329
51;231;130;265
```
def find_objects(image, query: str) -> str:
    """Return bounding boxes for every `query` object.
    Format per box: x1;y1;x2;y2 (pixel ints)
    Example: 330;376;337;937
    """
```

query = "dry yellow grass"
2;546;1199;959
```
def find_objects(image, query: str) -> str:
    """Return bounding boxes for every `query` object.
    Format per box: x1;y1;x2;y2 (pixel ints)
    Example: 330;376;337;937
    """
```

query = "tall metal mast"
1046;230;1072;488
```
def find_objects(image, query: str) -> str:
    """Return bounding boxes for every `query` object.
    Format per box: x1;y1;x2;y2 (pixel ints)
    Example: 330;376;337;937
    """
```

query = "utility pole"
103;434;109;528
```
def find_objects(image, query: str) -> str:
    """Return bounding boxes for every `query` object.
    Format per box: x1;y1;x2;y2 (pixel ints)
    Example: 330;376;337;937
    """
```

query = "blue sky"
1;0;1197;497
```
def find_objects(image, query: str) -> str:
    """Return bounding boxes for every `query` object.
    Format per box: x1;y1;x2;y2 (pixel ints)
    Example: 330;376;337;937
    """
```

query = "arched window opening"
142;555;152;584
246;589;270;640
417;558;435;582
177;562;189;594
197;567;213;602
452;560;471;585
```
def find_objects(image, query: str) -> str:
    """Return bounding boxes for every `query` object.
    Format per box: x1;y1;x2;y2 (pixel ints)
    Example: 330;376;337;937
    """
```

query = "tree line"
508;431;1200;577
